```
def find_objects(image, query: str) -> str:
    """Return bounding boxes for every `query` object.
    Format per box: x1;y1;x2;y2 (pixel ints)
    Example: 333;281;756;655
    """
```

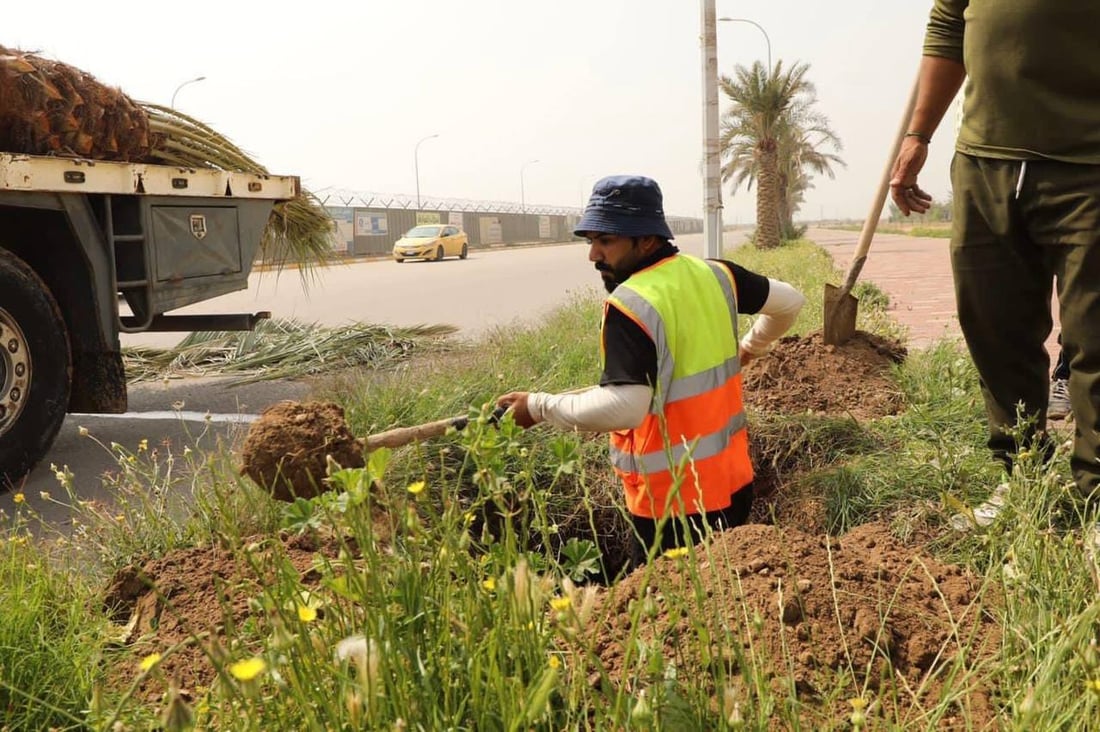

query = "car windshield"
405;226;442;237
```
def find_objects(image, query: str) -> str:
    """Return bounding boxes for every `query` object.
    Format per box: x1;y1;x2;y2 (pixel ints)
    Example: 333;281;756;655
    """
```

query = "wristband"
905;131;932;144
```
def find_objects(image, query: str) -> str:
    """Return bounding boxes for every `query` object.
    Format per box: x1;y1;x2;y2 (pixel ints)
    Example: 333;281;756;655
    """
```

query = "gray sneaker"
1048;378;1071;420
949;483;1009;531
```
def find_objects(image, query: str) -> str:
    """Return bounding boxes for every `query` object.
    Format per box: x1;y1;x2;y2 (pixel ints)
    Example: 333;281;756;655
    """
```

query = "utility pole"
700;0;723;259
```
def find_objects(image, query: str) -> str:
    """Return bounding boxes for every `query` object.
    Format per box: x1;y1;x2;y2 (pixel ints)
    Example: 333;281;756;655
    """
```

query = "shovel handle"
360;405;509;451
362;417;462;450
839;75;921;297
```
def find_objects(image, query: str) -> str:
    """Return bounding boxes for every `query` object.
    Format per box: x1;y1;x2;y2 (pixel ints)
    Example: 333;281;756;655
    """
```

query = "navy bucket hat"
574;175;675;240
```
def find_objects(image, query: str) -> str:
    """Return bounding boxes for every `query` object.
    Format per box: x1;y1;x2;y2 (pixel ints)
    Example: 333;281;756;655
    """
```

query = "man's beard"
596;263;628;293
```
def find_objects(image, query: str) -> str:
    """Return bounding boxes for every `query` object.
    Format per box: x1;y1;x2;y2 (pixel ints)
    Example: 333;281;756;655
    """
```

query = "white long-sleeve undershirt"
527;384;651;432
526;277;804;432
739;278;805;358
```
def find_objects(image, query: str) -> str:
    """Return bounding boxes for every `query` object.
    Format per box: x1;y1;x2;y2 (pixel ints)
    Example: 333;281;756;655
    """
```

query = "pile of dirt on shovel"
741;330;907;421
239;400;364;501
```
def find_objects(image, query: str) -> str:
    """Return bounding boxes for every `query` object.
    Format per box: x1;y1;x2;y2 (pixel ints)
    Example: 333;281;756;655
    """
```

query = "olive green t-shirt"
924;0;1100;163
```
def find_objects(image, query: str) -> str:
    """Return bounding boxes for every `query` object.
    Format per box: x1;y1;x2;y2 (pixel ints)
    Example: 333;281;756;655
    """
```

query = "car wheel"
395;258;404;263
0;250;71;490
460;243;468;259
434;246;444;261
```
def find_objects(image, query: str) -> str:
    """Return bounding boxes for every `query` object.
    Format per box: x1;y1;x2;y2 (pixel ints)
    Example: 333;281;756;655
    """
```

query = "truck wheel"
0;251;71;490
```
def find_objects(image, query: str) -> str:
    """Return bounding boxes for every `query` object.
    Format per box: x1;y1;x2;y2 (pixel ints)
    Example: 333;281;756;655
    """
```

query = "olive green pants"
951;153;1100;509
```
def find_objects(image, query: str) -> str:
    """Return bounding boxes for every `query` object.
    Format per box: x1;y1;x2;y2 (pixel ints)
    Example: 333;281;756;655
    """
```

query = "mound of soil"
239;400;364;501
589;522;999;728
99;522;997;726
102;532;349;703
742;331;907;421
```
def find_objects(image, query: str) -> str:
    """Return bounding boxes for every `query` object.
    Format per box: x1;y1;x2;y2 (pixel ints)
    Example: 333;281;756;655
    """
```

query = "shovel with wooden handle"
823;77;920;346
360;387;594;451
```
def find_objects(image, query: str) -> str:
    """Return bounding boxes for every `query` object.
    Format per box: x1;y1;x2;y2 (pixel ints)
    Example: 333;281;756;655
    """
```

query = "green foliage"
720;59;844;247
0;531;101;730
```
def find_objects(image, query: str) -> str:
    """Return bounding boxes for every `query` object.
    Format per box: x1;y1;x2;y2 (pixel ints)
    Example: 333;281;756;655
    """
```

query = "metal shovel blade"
823;283;858;346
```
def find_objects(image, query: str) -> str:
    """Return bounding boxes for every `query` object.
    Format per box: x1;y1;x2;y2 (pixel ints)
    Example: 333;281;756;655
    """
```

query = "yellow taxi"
392;224;469;262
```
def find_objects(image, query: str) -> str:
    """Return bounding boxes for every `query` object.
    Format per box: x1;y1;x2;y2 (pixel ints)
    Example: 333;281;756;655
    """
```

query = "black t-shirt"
600;254;770;387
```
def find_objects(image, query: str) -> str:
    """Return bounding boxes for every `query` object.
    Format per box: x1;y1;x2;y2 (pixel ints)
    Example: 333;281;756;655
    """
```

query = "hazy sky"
8;1;957;222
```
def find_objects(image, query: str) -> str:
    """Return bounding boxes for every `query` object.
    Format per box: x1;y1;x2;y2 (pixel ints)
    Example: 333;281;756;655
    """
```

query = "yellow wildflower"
229;657;266;681
297;604;318;623
139;653;162;671
849;697;868;728
550;597;572;613
138;439;149;452
482;576;497;592
548;655;562;670
13;493;25;504
663;546;689;560
407;481;426;495
1086;678;1100;695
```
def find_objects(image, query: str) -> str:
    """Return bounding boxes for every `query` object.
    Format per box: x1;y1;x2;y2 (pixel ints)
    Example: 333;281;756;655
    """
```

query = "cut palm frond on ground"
0;45;332;273
123;319;458;384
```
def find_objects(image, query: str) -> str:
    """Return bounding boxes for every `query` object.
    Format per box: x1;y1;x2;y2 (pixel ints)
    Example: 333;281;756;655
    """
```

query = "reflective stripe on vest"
603;255;753;518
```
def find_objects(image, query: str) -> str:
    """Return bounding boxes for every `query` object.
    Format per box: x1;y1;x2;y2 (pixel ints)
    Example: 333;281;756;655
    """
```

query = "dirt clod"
239;400;364;501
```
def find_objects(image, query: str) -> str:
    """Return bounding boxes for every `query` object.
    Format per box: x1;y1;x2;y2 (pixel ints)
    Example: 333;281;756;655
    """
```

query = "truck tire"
0;251;71;490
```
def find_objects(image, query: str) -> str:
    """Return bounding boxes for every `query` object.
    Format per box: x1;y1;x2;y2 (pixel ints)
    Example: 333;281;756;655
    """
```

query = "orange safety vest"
602;254;753;518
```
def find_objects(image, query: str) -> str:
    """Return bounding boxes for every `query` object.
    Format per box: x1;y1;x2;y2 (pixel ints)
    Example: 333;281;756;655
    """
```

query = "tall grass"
2;239;1099;728
0;528;101;730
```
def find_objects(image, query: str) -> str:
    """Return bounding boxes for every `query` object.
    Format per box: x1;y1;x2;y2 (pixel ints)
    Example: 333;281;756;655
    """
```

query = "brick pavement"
806;227;1061;361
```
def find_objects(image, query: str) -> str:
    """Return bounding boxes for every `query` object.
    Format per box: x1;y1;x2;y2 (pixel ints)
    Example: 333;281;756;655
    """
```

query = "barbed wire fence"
314;188;703;229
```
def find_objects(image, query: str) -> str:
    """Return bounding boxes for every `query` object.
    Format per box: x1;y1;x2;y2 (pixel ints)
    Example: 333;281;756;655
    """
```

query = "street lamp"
414;133;440;210
718;17;772;71
520;159;540;214
170;76;206;108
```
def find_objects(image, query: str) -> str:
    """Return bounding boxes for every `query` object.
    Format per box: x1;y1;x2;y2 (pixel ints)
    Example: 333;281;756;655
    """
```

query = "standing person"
889;1;1100;536
496;175;805;564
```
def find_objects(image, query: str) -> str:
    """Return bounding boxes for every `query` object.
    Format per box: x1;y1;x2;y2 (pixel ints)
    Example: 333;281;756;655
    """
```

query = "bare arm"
890;56;966;215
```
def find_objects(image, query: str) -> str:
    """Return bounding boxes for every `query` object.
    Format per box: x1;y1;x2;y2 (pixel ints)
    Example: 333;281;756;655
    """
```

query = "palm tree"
719;60;842;248
775;112;844;239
